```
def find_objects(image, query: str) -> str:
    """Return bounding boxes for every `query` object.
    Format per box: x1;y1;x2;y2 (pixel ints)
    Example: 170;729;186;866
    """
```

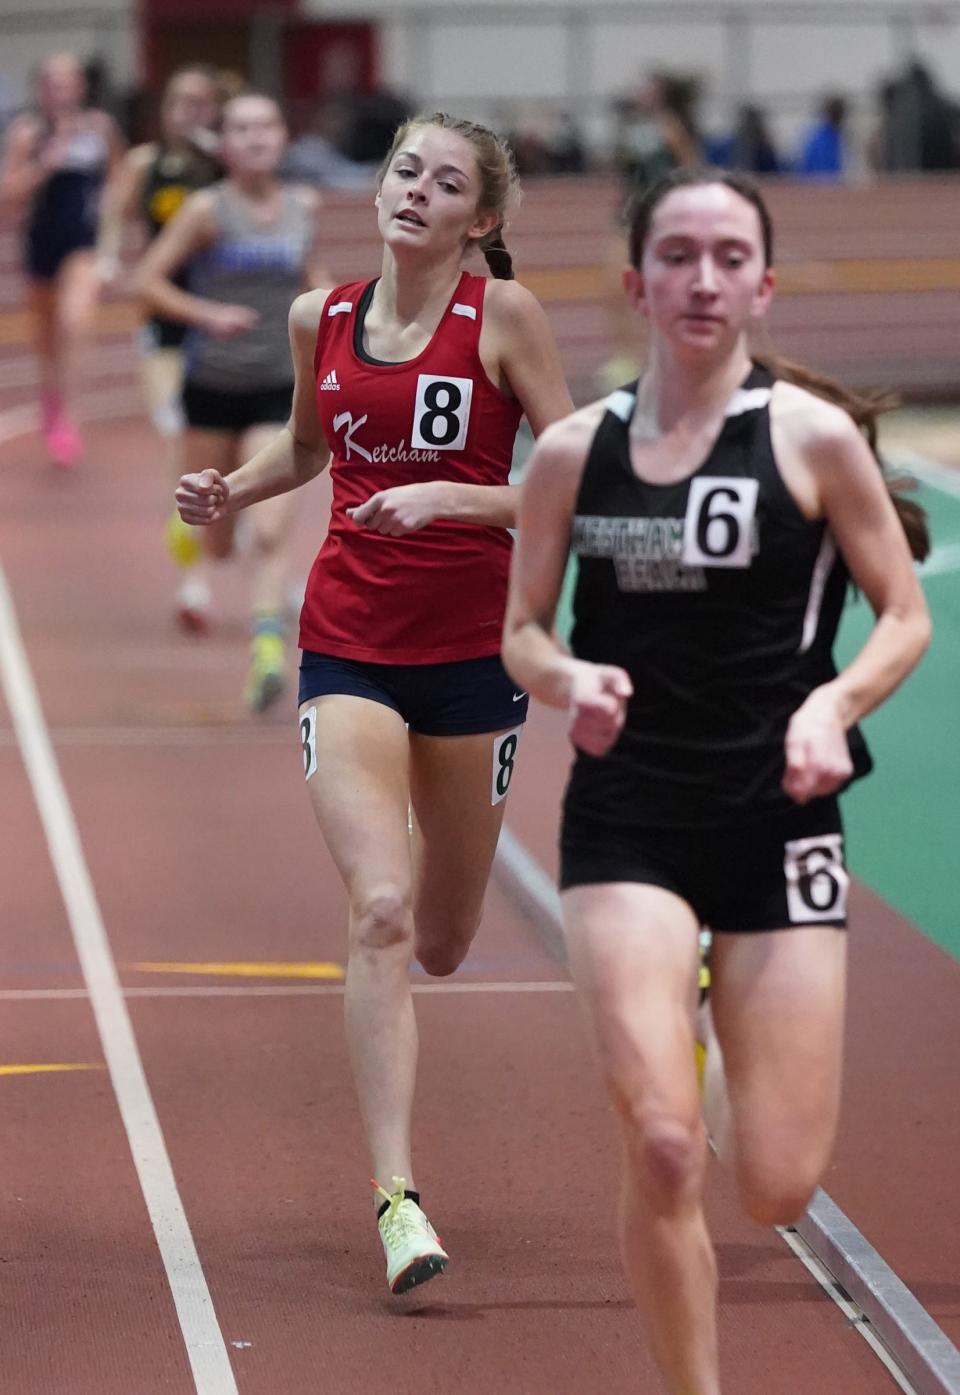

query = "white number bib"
784;833;849;923
491;727;521;805
300;706;318;781
681;476;758;569
411;374;473;451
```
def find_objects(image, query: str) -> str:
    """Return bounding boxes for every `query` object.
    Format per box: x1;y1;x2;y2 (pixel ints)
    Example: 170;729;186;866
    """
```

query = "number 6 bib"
411;374;474;451
681;476;759;569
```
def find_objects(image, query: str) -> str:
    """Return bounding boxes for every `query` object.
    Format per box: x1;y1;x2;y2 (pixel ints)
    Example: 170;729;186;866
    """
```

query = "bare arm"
300;185;330;290
97;142;153;272
0;117;45;206
134;188;256;335
349;278;574;535
780;403;931;802
502;410;633;755
176;290;332;523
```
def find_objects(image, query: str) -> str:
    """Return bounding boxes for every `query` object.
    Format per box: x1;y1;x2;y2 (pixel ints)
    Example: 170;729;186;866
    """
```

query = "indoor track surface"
1;354;958;1393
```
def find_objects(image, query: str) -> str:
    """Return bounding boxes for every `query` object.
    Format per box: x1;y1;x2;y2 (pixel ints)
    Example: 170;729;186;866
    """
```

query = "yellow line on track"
0;1062;103;1076
130;960;346;980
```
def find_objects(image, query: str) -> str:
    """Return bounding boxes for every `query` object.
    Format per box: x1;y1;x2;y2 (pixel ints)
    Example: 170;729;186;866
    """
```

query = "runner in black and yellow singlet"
97;66;223;626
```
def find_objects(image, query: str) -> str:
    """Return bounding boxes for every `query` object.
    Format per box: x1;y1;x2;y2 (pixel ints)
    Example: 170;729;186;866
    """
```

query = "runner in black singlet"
503;168;931;1394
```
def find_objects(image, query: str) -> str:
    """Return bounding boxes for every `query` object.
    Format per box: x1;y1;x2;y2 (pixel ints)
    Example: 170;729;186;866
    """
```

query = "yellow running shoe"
373;1177;448;1295
165;510;203;569
244;631;287;713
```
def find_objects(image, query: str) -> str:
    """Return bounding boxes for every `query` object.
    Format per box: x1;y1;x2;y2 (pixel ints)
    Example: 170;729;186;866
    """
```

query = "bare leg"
408;725;515;976
175;427;236;631
240;424;295;618
301;695;418;1189
55;250;101;435
710;926;847;1226
563;883;721;1395
183;427;238;560
27;281;59;407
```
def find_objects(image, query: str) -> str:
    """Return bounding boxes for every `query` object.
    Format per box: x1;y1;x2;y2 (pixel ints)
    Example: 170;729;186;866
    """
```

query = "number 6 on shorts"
783;833;849;923
491;726;521;805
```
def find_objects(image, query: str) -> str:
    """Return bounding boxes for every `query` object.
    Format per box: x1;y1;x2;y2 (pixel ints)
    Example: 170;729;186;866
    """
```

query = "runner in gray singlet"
135;92;325;711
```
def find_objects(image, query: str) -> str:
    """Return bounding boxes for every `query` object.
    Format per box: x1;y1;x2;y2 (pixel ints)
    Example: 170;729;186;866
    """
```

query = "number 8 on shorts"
491;727;521;805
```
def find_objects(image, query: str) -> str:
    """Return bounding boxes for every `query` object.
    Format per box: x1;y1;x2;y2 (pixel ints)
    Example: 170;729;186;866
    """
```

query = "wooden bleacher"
1;175;958;403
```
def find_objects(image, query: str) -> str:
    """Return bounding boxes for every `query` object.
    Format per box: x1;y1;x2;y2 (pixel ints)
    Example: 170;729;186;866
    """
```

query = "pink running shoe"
45;418;83;469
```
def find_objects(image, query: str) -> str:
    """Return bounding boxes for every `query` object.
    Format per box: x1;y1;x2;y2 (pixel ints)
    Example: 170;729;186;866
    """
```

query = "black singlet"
140;143;223;241
564;364;873;831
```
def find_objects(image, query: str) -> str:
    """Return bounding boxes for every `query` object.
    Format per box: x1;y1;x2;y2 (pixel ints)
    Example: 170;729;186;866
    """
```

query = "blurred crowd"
2;50;959;192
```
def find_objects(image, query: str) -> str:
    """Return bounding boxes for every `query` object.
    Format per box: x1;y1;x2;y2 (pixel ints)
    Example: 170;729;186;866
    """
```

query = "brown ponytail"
755;354;930;562
481;226;515;280
628;168;931;563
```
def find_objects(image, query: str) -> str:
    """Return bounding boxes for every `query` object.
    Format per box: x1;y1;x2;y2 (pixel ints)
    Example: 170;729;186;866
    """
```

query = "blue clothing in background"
797;122;845;177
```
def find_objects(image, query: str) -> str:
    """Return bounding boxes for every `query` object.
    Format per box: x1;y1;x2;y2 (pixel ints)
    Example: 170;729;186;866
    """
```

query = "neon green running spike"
165;510;203;569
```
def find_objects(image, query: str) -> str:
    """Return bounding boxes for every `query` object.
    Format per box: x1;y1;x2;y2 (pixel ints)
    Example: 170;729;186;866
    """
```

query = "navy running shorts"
24;223;97;281
138;317;188;353
298;650;529;737
182;381;293;433
560;795;849;932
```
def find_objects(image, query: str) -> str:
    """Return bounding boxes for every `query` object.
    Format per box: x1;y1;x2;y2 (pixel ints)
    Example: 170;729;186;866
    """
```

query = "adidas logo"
320;369;340;391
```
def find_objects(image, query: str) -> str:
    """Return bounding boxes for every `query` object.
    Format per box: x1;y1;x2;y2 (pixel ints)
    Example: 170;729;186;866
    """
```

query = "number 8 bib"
412;374;474;451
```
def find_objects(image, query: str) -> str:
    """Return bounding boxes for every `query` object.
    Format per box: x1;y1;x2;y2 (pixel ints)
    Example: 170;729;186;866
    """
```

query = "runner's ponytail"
482;226;515;280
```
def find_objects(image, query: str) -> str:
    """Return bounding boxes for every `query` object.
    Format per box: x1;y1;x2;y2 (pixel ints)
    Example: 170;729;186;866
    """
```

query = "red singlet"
299;272;523;664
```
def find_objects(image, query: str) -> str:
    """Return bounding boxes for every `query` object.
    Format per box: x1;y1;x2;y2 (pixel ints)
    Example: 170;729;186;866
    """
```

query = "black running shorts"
182;381;293;433
560;796;849;932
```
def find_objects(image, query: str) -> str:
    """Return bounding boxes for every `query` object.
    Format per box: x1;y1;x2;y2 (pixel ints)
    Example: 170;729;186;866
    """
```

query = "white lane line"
778;1226;920;1394
0;981;573;1002
0;562;238;1395
0;387;141;449
0;726;290;749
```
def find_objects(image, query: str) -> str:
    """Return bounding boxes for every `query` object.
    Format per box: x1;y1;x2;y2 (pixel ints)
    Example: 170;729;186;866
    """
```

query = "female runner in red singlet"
176;112;573;1293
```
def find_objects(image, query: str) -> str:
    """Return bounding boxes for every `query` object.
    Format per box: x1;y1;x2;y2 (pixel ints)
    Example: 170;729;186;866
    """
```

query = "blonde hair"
379;112;520;279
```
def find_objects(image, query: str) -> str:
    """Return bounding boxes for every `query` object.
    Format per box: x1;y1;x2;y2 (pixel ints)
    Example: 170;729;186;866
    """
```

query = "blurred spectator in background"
600;71;700;394
728;103;782;173
284;99;377;188
875;60;959;171
506;106;587;175
83;54;118;117
796;95;849;178
342;85;412;164
612;71;700;199
866;78;898;173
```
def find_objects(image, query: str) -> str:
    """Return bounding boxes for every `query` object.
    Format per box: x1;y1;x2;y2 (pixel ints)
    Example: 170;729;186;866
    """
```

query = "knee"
737;1163;818;1229
414;942;463;977
612;1091;705;1205
350;886;412;957
414;908;481;978
206;534;233;560
251;530;280;558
